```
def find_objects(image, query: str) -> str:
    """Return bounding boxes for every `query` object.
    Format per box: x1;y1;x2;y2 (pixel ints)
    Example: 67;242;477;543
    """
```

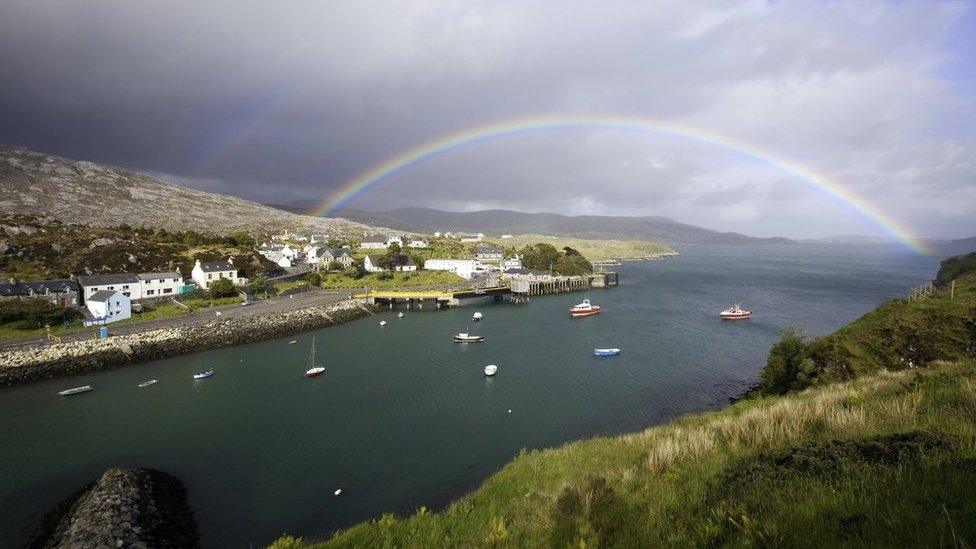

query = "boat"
305;335;325;378
472;311;483;321
593;348;620;357
719;304;752;320
58;385;93;396
570;299;601;317
397;312;404;318
138;379;158;387
453;331;485;343
484;364;498;376
193;369;215;380
380;320;387;327
288;340;298;345
334;488;343;496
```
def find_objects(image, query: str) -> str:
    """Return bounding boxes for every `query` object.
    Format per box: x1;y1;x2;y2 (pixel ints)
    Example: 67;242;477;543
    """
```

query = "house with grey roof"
83;289;131;326
137;271;183;300
77;273;142;301
364;253;417;273
191;258;244;290
476;244;504;261
0;278;81;309
318;248;355;269
360;234;389;249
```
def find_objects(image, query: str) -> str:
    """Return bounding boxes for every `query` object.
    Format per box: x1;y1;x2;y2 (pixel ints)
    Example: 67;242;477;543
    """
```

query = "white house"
407;238;430;248
365;253;417;273
433;231;442;237
424;259;479;280
264;253;294;268
191;258;242;290
78;273;143;301
137;272;183;300
458;233;484;243
476;244;504;261
501;257;523;270
319;248;355;269
281;244;300;261
386;234;403;247
501;234;513;239
84;290;131;326
303;245;322;263
360;234;388;249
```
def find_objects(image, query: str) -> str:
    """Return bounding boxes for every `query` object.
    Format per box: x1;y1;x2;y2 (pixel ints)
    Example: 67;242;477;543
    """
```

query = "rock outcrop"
24;468;198;549
0;299;376;386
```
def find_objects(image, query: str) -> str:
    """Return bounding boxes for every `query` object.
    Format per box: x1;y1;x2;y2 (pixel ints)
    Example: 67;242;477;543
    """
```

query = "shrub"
304;272;322;286
760;327;813;395
0;299;76;329
377;270;394;280
209;278;237;299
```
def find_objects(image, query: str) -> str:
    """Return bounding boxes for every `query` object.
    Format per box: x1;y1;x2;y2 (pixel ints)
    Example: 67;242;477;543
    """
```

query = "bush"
0;299;76;329
209;278;237;299
759;327;814;394
377;270;394;280
304;272;322;286
245;278;277;296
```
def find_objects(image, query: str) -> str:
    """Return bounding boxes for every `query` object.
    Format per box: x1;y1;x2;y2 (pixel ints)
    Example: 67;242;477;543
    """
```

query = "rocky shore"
0;299;376;387
24;468;198;548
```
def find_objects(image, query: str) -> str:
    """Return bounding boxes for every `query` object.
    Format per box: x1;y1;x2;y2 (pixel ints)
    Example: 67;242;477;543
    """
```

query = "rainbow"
312;114;929;253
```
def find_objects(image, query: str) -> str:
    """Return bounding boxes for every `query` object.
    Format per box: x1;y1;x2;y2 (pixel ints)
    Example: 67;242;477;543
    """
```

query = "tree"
344;260;366;279
0;299;77;329
520;243;562;272
760;327;812;394
304;272;322;286
246;278;277;296
209;278;237;299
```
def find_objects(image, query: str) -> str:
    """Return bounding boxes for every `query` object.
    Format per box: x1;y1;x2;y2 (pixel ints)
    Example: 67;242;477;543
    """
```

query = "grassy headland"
493;234;675;261
273;252;976;548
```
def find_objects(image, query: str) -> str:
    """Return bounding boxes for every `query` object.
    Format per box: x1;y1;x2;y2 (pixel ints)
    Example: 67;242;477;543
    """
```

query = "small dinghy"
58;385;93;396
472;311;483;321
397;312;404;318
453;332;485;343
593;348;620;357
484;364;498;376
288;340;298;345
379;320;387;327
138;379;158;388
193;369;215;380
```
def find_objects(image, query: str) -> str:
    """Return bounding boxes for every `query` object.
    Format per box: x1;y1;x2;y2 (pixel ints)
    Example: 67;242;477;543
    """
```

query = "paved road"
0;288;354;351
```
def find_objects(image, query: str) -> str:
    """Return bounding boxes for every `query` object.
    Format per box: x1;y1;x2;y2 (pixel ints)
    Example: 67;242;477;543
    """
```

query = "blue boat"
193;369;216;380
593;348;620;357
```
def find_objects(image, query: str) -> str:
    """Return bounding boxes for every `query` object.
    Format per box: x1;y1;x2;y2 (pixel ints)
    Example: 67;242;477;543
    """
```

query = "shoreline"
0;299;377;388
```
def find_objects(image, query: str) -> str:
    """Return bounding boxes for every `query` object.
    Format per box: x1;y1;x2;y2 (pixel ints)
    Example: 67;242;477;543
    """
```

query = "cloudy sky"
1;1;974;239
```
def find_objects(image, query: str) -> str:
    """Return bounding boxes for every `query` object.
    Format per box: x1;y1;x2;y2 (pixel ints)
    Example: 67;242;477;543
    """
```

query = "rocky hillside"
0;145;374;236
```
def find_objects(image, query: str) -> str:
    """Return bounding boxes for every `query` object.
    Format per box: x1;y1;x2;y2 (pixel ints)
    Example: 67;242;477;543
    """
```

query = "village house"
303;245;322;263
77;273;143;301
407;238;430;248
191;258;243;290
364;253;417;273
0;278;81;309
458;233;484;243
501;256;523;270
360;234;388;249
424;258;479;280
387;234;403;247
83;290;131;326
137;272;183;300
318;248;355;269
476;244;504;261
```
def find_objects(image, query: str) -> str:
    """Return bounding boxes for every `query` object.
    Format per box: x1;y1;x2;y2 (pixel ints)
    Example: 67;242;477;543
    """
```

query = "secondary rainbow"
313;114;929;253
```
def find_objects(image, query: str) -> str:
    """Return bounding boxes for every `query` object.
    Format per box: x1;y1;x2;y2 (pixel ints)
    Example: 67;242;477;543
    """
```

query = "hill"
274;252;976;547
329;207;795;246
0;146;375;236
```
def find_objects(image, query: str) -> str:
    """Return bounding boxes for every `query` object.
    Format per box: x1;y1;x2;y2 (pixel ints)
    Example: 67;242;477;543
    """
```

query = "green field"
272;253;976;548
317;270;465;289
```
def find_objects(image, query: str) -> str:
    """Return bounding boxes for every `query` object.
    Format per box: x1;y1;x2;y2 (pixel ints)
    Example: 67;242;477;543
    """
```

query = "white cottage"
137;272;183;300
424;259;478;280
191;258;241;290
360;234;388;249
407;238;430;248
84;290;131;326
78;273;143;301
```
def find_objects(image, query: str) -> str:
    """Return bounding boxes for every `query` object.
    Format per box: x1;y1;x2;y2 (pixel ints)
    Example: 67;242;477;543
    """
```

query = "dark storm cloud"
0;0;973;238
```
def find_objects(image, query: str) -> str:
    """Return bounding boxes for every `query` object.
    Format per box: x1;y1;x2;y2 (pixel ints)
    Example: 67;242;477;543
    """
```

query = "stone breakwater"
24;468;198;549
0;299;376;387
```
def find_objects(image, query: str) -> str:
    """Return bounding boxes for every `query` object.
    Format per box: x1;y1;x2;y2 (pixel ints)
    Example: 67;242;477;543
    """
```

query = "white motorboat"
453;332;485;343
593;348;620;357
58;385;93;396
193;369;215;380
484;364;498;376
305;335;325;378
138;379;158;387
397;312;404;318
472;311;483;321
380;320;387;326
719;304;752;320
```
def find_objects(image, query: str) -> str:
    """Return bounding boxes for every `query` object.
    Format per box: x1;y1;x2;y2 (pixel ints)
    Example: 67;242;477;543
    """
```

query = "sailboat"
305;335;325;378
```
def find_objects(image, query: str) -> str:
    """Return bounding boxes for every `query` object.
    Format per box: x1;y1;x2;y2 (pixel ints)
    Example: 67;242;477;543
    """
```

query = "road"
0;288;354;351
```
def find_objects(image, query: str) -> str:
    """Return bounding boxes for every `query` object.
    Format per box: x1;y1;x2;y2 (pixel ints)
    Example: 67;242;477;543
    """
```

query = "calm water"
0;244;957;547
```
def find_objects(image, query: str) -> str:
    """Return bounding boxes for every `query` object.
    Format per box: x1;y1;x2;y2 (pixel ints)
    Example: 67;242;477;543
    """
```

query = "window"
107;286;114;290
146;289;155;295
163;288;172;294
208;274;213;280
123;285;129;289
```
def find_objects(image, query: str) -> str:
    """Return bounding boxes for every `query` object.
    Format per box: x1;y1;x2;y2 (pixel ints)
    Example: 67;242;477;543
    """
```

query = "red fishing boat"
719;304;751;320
570;299;601;317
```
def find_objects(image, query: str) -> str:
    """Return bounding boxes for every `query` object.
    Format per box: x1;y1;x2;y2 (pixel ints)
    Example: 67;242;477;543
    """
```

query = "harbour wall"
0;299;377;387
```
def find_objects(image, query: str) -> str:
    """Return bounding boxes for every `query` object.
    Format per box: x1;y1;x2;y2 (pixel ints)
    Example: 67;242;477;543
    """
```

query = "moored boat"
593;348;620;356
305;335;325;378
570;299;601;317
397;312;404;318
453;332;485;343
484;364;498;376
58;385;93;396
193;369;215;380
138;379;158;388
719;304;752;320
380;320;387;326
472;311;483;321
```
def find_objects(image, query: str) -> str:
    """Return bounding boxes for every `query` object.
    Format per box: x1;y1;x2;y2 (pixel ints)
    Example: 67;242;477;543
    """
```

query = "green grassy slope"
276;361;976;548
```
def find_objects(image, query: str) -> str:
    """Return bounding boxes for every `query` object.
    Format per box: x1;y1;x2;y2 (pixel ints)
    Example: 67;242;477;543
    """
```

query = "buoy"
508;409;512;414
334;488;342;496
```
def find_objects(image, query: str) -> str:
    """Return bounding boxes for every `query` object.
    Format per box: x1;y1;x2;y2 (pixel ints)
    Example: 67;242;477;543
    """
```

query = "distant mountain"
0;146;376;236
803;234;901;245
330;207;795;246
